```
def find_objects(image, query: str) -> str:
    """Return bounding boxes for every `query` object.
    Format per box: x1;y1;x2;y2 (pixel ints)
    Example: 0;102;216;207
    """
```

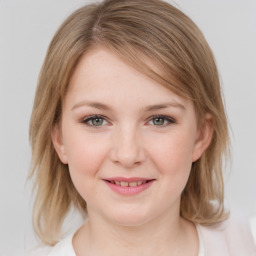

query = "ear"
51;124;68;164
192;114;214;162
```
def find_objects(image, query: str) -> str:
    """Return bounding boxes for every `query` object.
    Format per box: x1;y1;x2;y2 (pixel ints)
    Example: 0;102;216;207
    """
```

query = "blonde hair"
29;0;230;245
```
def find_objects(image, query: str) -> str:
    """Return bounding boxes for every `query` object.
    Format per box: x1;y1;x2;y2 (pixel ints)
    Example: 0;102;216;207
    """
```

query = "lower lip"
104;180;154;195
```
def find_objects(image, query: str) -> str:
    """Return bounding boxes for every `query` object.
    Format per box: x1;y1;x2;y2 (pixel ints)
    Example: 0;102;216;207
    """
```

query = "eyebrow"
144;103;185;111
72;101;186;111
72;101;112;111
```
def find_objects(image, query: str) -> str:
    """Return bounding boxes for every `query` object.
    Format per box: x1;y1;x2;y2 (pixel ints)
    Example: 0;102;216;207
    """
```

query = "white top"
28;216;256;256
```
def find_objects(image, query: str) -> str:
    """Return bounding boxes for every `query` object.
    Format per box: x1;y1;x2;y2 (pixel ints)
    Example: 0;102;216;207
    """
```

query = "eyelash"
81;115;109;127
81;115;176;128
147;115;176;127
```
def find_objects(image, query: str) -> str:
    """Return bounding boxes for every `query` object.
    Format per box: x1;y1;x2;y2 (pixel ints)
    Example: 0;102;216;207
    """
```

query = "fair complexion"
52;47;213;256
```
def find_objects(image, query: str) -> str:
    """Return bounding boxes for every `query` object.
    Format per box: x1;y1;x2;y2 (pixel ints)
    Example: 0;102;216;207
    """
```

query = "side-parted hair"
29;0;230;245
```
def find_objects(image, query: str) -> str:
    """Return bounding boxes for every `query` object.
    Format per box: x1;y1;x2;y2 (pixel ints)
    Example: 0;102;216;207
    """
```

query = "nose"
109;125;146;168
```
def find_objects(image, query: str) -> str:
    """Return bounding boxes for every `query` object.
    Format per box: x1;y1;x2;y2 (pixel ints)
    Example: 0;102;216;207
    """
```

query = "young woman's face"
53;47;211;226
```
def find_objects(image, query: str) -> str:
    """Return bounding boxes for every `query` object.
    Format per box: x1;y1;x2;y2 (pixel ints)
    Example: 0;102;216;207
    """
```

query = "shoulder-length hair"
29;0;230;245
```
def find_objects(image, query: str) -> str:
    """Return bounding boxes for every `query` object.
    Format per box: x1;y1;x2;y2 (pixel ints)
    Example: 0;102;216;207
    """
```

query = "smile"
107;180;147;187
103;177;155;195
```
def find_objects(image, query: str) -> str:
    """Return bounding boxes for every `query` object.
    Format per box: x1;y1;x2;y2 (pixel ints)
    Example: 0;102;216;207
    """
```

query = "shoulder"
197;214;256;256
250;215;256;244
47;233;76;256
27;233;76;256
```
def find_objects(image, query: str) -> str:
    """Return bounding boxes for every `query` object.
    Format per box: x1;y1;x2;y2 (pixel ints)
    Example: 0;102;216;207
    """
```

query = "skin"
52;47;213;256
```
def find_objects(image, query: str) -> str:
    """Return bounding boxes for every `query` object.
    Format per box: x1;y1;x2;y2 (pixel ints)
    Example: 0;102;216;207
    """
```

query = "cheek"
64;126;108;169
63;129;109;198
148;131;195;177
150;134;195;200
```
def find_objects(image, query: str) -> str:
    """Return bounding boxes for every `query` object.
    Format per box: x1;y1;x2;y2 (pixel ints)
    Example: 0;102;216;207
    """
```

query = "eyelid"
81;114;110;127
80;114;175;127
147;115;176;126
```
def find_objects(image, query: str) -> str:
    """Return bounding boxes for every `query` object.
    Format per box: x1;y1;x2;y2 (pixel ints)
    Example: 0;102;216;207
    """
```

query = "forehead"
67;47;189;107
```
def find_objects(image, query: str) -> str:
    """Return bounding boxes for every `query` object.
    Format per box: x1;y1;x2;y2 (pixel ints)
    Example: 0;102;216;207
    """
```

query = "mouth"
103;177;155;187
103;177;155;195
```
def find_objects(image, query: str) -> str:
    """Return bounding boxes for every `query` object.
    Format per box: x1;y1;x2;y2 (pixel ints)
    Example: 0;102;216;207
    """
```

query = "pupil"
153;118;164;125
92;118;103;126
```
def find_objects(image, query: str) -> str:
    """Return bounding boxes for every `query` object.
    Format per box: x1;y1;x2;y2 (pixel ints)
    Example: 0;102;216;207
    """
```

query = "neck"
73;208;198;256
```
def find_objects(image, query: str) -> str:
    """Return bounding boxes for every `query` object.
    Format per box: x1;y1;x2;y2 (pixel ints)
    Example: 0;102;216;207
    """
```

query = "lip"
104;177;151;182
103;177;155;196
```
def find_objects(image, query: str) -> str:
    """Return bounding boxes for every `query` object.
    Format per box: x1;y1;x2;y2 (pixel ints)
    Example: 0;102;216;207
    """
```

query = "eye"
82;115;108;127
148;115;175;127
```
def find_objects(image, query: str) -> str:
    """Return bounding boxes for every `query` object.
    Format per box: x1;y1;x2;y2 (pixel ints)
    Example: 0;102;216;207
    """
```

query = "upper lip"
103;177;155;182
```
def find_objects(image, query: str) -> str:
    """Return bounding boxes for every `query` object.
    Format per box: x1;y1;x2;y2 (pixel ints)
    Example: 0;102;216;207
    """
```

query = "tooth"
110;181;115;184
115;181;120;185
142;181;147;184
137;181;142;185
120;181;129;187
129;182;138;187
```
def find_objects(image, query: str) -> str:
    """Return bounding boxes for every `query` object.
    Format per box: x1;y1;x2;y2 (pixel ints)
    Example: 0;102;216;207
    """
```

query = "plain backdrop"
0;0;255;255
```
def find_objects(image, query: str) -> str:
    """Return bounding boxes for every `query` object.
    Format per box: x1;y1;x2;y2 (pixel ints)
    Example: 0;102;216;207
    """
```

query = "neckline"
196;224;205;256
67;225;205;256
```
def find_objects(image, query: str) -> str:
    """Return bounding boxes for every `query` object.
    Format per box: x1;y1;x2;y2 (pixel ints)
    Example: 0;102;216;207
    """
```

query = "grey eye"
152;117;165;126
91;118;104;126
82;115;108;127
148;115;175;127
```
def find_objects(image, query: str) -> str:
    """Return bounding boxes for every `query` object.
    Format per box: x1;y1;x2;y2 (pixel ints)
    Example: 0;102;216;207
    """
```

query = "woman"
28;0;256;255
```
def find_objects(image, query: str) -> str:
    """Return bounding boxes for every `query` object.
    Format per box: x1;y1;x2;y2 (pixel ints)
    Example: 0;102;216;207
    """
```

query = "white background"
0;0;255;255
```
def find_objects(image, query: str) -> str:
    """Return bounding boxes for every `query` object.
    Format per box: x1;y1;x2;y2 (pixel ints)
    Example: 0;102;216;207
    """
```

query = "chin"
106;207;153;227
